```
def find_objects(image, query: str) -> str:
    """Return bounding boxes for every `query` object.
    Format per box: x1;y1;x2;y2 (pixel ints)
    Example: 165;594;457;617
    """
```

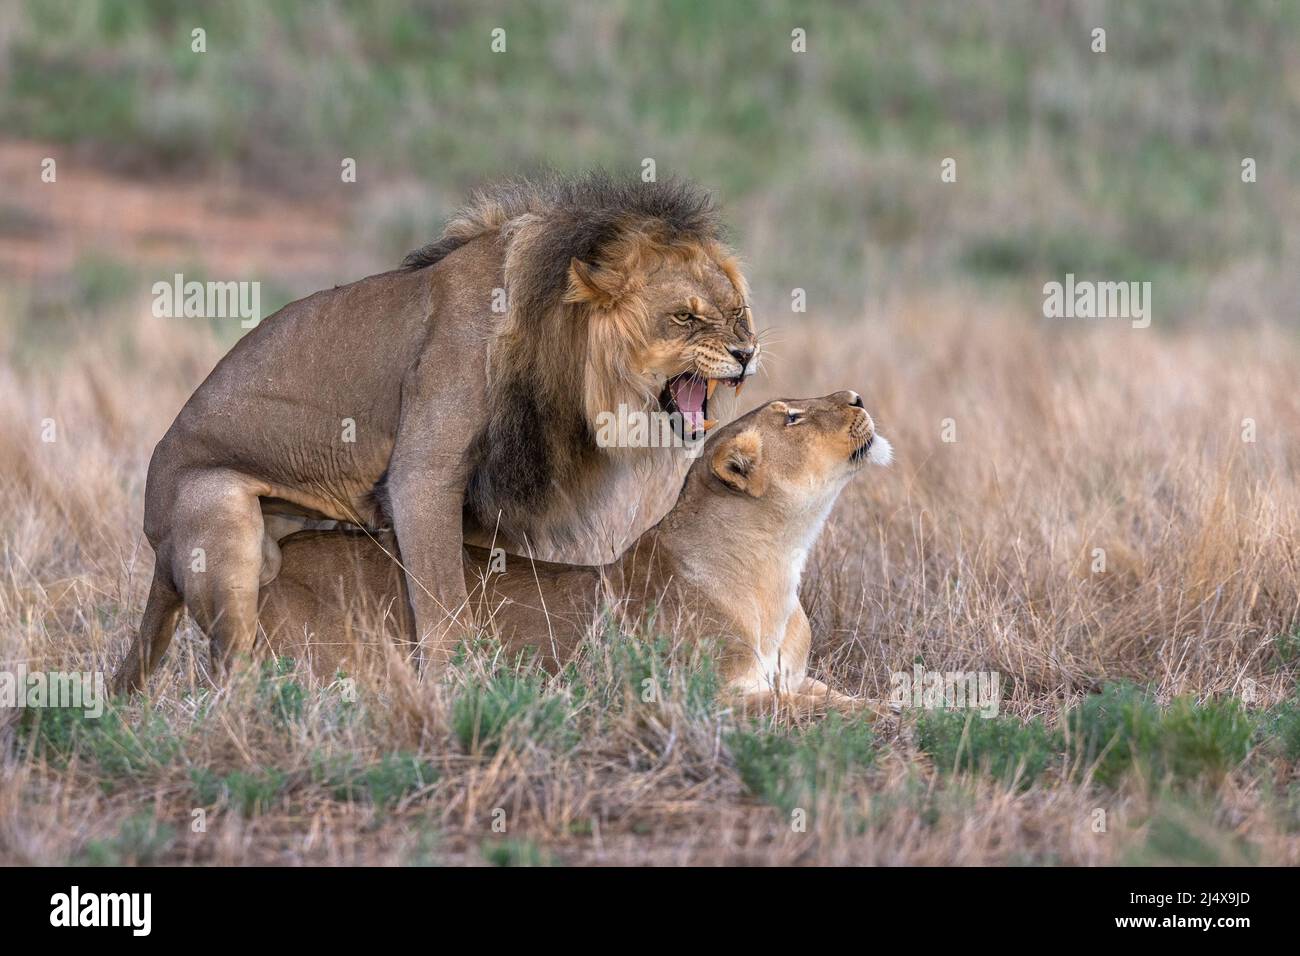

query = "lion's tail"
113;565;184;695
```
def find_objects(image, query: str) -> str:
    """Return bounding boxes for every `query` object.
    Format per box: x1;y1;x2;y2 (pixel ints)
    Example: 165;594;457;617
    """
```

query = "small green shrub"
915;710;1058;789
1272;626;1300;667
729;713;876;814
610;624;719;718
191;767;287;816
1066;682;1252;788
78;814;176;866
21;701;181;785
1159;695;1253;785
1256;693;1300;762
451;672;571;755
481;839;551;867
1066;682;1164;787
1126;799;1258;866
324;752;437;810
257;657;306;725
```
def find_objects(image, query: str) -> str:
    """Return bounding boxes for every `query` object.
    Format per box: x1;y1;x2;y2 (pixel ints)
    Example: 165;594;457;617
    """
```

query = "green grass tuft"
729;712;876;815
1257;692;1300;763
1125;799;1259;866
21;700;182;786
1066;682;1252;788
78;813;176;866
608;621;719;718
915;710;1058;789
191;767;287;816
451;671;572;755
321;752;437;810
481;838;552;867
257;657;306;725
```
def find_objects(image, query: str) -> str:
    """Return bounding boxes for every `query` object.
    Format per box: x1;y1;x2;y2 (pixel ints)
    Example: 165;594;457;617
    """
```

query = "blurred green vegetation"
1065;682;1253;789
1125;798;1259;865
2;0;1296;314
729;712;877;816
77;813;177;865
451;670;576;755
916;708;1058;789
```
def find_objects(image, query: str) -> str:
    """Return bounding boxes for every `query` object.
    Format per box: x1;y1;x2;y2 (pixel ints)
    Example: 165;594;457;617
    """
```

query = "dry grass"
2;282;1298;866
796;298;1300;708
2;0;1297;868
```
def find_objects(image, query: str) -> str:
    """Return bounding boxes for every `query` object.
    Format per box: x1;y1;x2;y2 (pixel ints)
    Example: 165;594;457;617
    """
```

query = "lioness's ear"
565;257;623;309
710;429;766;498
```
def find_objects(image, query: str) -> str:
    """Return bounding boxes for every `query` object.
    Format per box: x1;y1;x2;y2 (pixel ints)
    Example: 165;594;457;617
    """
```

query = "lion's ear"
710;429;766;498
565;257;623;309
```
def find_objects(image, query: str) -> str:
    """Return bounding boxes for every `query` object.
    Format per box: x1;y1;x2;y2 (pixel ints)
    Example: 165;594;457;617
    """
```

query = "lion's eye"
731;307;747;320
785;411;803;426
671;312;695;326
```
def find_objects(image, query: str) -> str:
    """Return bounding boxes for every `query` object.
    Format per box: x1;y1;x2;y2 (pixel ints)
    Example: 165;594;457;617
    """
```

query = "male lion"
116;173;758;692
257;392;894;713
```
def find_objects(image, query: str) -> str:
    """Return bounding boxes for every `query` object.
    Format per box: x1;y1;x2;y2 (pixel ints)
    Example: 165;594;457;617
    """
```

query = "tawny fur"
258;393;892;716
115;172;758;692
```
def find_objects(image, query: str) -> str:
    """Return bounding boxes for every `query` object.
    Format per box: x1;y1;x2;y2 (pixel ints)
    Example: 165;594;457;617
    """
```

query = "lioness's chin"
868;434;893;466
850;433;893;468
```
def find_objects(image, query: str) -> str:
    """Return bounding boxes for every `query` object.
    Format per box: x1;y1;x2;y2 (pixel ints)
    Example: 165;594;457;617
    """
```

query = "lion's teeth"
701;418;718;431
706;379;718;400
733;379;744;398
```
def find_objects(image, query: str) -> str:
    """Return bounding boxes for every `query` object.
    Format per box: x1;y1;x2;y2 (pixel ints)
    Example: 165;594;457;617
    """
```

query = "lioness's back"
259;530;603;674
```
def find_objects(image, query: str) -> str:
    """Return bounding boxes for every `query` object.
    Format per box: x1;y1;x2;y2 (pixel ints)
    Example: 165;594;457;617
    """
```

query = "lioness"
117;173;758;691
258;392;892;712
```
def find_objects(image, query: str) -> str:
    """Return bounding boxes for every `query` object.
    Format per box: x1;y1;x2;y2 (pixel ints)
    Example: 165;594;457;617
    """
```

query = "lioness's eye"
671;312;694;326
785;411;802;426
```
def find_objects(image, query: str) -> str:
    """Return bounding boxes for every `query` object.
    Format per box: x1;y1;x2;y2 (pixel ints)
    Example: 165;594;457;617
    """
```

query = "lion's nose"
729;346;755;370
838;390;864;408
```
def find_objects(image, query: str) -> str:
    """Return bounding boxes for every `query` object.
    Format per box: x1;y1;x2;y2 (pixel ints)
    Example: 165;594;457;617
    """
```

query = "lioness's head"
567;234;758;439
699;391;892;512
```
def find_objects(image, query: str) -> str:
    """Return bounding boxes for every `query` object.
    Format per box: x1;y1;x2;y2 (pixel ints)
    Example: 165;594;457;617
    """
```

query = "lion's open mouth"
661;372;743;437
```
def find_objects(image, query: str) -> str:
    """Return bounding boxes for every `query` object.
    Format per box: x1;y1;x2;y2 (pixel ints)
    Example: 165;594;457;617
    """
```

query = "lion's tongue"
671;375;707;429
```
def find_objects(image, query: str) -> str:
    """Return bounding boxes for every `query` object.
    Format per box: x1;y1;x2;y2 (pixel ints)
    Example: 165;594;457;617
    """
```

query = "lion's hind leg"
113;564;184;694
168;469;270;680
